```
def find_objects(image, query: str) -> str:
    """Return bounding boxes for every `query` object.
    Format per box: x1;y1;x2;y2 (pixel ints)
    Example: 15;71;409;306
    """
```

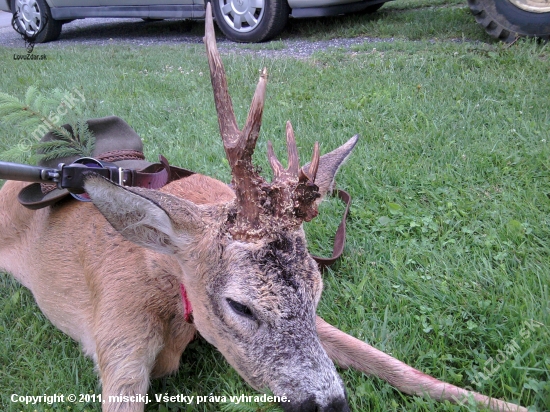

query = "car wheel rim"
508;0;550;13
217;0;265;33
14;0;43;36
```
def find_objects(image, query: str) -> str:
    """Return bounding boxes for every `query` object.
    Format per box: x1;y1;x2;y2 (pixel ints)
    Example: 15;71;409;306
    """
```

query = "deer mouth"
281;394;350;412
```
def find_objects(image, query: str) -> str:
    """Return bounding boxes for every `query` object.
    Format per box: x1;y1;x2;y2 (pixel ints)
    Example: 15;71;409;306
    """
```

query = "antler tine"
285;121;300;175
204;3;267;163
267;121;300;180
242;68;268;157
204;3;239;144
267;141;285;178
308;142;320;182
299;142;320;183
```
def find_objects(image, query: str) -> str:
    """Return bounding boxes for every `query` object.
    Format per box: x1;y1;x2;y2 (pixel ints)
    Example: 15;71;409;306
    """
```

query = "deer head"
84;4;358;411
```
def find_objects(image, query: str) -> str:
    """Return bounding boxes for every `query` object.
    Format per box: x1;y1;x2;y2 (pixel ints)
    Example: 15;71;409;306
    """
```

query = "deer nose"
282;395;350;412
320;396;350;412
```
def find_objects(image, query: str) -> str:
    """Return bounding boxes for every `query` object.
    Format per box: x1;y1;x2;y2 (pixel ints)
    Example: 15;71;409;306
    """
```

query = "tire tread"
467;0;550;42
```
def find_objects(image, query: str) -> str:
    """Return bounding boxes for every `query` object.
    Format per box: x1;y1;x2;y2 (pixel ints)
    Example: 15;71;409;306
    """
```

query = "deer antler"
204;4;321;240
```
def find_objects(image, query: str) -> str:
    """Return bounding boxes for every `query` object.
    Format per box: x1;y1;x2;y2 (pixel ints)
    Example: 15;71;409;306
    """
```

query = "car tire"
359;2;386;15
11;0;62;43
210;0;289;42
467;0;550;42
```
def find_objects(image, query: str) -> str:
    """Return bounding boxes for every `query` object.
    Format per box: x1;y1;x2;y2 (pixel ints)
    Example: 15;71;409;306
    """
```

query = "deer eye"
226;298;255;320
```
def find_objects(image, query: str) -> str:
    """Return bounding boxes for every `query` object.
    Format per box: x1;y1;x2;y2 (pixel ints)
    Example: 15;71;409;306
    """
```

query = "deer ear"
84;175;204;255
303;135;359;200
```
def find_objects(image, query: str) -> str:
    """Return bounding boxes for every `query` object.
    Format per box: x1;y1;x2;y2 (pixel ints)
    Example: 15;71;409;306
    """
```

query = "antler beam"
203;3;320;240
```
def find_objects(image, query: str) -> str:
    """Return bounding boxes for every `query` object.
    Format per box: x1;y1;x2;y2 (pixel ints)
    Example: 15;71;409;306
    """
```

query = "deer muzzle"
282;393;350;412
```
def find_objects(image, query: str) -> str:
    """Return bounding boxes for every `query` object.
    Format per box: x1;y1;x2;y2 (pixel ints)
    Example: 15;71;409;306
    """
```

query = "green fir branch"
0;87;94;164
38;120;95;162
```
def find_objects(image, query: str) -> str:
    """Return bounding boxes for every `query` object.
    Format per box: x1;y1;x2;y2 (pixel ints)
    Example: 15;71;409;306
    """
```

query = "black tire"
210;0;289;42
468;0;550;42
11;0;62;43
359;2;386;15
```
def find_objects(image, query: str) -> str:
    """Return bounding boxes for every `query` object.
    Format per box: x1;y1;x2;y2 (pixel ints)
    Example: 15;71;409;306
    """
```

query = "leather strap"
109;155;195;190
311;189;351;270
127;155;171;189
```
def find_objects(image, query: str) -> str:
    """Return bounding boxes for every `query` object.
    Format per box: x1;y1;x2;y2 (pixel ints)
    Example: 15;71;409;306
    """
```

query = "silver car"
0;0;390;43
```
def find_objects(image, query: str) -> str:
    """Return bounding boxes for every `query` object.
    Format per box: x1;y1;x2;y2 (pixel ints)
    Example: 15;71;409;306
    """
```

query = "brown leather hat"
18;116;154;209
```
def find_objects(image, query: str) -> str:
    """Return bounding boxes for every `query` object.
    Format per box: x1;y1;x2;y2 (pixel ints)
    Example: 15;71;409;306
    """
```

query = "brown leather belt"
311;189;351;270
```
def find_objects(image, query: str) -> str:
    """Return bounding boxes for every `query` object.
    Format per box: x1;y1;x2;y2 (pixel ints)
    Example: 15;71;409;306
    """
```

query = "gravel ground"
0;15;394;58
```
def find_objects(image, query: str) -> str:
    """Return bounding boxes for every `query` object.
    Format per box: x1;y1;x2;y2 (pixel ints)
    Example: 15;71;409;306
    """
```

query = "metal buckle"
62;157;121;202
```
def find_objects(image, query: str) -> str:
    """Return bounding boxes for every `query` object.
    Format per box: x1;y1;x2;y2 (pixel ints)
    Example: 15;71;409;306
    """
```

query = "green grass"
1;2;549;412
282;0;485;42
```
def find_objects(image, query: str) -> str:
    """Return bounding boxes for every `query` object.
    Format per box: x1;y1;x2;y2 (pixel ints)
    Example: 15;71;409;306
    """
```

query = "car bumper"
50;5;204;20
289;0;389;18
0;0;11;13
2;0;391;20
